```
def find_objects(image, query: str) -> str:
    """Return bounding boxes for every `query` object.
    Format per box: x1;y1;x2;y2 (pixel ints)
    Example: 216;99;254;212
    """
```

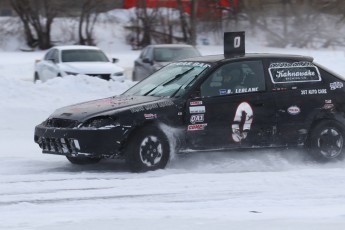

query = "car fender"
305;108;345;143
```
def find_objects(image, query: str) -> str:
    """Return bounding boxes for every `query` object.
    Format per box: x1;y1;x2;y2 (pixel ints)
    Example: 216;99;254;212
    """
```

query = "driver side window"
200;60;266;97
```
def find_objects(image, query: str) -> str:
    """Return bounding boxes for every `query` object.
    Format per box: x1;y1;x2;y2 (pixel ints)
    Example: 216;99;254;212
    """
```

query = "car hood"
50;95;166;121
59;62;124;74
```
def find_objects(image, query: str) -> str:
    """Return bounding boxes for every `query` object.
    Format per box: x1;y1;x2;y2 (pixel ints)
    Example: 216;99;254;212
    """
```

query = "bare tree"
10;0;58;49
188;0;198;45
78;0;109;46
176;0;189;43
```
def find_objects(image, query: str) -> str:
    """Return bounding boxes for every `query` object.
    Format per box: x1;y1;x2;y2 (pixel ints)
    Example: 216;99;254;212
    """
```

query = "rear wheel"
34;72;39;83
66;156;101;165
125;125;170;172
132;70;138;81
308;120;345;162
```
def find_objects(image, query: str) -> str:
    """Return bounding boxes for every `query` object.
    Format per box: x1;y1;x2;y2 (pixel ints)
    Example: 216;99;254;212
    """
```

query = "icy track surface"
1;46;345;230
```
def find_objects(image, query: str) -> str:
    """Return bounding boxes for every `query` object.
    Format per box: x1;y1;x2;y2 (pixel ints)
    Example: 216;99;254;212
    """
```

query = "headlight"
65;71;78;76
79;117;119;129
112;72;124;77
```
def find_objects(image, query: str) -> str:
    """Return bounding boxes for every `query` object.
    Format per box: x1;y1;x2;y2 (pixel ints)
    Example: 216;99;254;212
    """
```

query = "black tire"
125;125;170;172
132;70;138;81
308;120;345;162
34;72;39;83
66;156;101;165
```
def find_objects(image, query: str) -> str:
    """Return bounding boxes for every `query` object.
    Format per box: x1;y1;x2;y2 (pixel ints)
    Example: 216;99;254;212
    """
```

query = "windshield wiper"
162;67;194;86
143;67;195;96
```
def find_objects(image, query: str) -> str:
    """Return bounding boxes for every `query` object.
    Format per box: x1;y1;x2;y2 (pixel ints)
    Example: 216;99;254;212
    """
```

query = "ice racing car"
34;32;345;172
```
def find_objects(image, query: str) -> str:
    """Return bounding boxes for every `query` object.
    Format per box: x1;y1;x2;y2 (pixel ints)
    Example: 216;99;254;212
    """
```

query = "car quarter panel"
264;58;345;146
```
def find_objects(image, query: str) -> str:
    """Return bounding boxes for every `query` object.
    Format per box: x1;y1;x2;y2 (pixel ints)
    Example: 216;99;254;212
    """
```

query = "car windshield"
61;49;109;62
123;62;211;98
153;47;200;62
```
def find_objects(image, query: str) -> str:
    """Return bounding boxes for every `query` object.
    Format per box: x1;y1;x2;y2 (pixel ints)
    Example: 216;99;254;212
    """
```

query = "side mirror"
112;58;119;63
48;58;57;63
143;58;153;65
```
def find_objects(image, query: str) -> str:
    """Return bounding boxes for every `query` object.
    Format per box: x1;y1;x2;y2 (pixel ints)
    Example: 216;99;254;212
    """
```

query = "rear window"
268;59;323;90
268;61;321;84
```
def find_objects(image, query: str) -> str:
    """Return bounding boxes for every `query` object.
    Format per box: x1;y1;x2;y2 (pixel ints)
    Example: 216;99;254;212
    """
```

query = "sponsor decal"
144;113;157;119
272;87;287;91
219;89;227;95
178;112;183;116
188;123;207;131
287;106;301;115
325;100;332;104
232;102;253;143
301;89;327;95
130;100;174;113
269;62;321;84
330;82;344;90
234;87;258;94
222;88;259;95
190;101;203;106
189;106;205;114
323;104;334;110
171;62;211;68
190;114;204;124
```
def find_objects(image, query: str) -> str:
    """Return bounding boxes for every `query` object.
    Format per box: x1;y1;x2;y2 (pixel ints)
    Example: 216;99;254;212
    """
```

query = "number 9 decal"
232;102;253;142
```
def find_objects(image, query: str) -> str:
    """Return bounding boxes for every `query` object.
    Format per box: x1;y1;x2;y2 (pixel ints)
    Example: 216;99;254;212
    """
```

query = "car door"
41;49;60;81
265;58;327;146
185;60;277;150
134;46;153;80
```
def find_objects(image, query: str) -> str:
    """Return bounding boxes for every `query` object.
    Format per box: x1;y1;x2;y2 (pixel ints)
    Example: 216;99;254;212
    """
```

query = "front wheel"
66;156;101;165
34;72;39;83
308;120;345;162
132;69;138;81
125;125;170;172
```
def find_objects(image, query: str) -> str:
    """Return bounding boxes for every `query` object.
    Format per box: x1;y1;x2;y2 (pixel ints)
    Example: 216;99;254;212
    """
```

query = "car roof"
181;53;314;63
147;44;196;48
52;45;101;51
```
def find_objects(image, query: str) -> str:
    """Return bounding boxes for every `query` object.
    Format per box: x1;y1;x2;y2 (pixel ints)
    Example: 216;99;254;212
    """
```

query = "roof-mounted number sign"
224;31;245;57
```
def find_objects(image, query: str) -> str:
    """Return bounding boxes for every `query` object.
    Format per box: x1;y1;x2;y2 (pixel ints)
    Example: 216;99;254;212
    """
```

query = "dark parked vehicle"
132;44;201;81
35;32;345;172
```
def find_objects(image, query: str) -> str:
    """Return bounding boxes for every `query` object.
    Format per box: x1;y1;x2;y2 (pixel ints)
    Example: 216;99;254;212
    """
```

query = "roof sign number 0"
234;36;241;48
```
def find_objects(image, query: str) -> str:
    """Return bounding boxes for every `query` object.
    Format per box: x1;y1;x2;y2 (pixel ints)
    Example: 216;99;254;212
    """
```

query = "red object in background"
123;0;238;16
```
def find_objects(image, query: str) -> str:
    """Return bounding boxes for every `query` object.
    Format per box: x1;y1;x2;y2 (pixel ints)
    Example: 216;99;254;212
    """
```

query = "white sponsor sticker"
189;106;205;114
144;114;157;119
287;106;301;115
268;62;321;84
188;123;207;131
190;114;204;124
330;82;344;90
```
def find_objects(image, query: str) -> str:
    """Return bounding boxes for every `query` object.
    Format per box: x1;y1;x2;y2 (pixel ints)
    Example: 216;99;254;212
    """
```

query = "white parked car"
34;45;125;82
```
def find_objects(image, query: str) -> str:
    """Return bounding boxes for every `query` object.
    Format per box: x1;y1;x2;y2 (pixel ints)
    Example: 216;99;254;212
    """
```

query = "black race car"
35;32;345;172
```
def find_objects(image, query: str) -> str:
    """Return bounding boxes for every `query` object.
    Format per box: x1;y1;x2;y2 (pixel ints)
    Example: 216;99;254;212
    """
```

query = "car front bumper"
34;124;128;158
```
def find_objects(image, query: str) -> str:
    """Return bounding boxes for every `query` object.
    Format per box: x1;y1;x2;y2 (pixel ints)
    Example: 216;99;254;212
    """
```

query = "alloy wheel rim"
317;127;343;158
139;136;163;167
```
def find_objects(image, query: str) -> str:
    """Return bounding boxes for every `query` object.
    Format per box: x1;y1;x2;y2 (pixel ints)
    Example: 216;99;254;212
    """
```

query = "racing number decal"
232;102;253;142
234;36;241;48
